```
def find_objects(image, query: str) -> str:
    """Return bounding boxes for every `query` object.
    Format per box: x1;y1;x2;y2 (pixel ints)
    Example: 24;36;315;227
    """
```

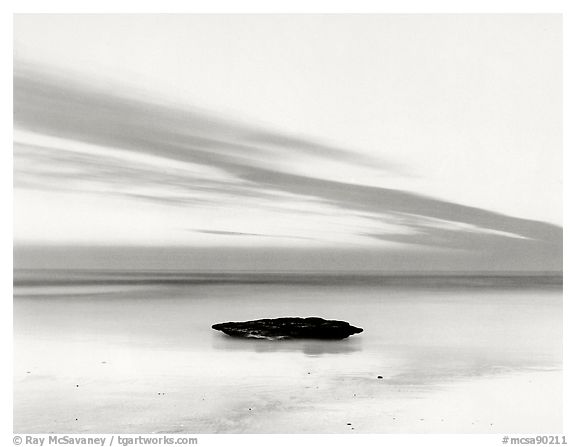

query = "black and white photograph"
11;12;566;438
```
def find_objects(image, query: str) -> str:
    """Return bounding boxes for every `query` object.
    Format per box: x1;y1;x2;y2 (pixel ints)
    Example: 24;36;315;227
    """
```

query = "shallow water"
13;271;562;433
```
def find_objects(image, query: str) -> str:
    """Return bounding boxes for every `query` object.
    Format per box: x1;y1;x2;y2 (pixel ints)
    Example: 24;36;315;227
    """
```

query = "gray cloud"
14;141;286;208
14;64;385;173
192;229;314;241
231;166;562;245
13;64;562;270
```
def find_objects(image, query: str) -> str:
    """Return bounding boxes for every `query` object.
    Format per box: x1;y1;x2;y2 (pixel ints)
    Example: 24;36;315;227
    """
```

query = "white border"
3;2;573;446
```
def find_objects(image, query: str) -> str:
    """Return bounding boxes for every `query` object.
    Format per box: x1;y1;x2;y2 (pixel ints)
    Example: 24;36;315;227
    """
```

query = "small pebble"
377;376;383;379
346;423;352;426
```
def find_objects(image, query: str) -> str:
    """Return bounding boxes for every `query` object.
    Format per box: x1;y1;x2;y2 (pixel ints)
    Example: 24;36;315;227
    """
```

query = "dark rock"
212;317;363;340
377;376;383;379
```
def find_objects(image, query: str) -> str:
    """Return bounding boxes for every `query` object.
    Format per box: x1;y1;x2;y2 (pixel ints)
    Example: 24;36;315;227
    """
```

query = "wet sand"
13;272;562;433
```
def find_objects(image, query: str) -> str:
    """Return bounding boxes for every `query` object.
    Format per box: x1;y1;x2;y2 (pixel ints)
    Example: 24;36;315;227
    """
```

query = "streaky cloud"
231;166;562;245
13;63;562;269
14;64;387;173
192;229;314;241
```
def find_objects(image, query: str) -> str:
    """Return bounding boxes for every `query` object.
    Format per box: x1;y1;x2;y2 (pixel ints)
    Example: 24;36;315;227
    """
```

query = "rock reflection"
212;333;363;356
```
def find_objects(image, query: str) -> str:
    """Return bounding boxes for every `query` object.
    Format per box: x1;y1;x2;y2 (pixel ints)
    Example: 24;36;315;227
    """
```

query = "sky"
13;14;562;271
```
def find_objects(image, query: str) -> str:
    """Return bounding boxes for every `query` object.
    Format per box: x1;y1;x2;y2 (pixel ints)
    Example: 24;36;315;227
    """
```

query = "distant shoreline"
13;267;562;276
13;268;562;289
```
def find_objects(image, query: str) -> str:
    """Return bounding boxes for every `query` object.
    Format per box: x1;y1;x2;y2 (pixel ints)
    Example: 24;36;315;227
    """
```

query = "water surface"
14;270;562;433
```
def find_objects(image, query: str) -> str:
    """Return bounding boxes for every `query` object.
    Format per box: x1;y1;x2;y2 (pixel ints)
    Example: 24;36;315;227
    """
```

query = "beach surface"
13;271;562;433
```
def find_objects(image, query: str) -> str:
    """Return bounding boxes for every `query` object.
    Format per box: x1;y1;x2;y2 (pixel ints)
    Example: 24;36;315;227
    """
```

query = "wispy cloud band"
13;64;562;269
